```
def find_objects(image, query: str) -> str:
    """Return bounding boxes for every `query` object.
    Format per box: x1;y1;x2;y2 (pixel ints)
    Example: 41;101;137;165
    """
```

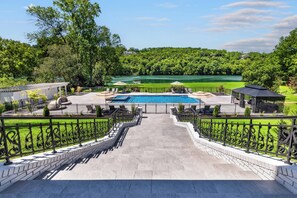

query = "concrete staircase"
0;114;293;197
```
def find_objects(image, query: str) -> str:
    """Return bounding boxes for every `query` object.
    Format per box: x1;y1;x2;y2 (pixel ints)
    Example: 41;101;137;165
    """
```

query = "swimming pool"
111;95;201;103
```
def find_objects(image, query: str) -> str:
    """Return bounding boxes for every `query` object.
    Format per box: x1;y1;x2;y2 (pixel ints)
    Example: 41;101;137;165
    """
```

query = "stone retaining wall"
170;108;297;194
0;109;142;192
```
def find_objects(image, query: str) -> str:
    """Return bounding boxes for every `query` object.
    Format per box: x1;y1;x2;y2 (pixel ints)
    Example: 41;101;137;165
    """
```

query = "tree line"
0;0;296;91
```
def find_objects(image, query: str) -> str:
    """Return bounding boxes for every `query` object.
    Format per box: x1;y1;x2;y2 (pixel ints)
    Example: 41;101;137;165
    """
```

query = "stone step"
1;180;292;197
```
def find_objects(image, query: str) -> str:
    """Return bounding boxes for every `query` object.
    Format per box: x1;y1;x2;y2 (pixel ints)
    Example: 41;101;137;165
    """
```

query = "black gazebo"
231;85;285;113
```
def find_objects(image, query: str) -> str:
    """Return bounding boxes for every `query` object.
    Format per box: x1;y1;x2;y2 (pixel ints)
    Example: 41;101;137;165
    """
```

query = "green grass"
1;118;111;160
279;86;297;103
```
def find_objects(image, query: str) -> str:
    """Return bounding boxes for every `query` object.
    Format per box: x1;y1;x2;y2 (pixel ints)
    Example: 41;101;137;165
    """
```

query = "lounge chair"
111;88;115;93
114;88;118;93
188;88;193;93
171;88;175;94
201;105;212;115
86;105;95;113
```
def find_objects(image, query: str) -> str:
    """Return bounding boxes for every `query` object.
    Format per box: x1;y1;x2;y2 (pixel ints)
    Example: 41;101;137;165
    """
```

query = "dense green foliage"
26;0;122;86
120;48;244;76
0;38;39;79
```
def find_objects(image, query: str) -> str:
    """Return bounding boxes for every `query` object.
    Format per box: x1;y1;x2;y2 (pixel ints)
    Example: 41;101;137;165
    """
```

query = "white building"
0;82;69;103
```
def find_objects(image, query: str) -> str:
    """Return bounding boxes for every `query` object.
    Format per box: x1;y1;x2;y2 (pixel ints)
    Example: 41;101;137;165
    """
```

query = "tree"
27;0;121;86
34;44;80;84
242;54;281;90
0;37;39;79
274;28;297;81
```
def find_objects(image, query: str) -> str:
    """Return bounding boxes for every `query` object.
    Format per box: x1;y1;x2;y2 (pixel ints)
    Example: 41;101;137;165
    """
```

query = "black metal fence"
0;109;138;165
174;108;297;164
134;87;231;94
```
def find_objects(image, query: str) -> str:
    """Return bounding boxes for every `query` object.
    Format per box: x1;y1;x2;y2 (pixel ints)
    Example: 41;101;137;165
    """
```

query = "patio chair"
188;88;193;93
86;105;95;113
203;105;211;115
171;88;176;94
191;105;196;111
114;88;118;93
111;88;115;93
184;88;189;93
106;88;110;92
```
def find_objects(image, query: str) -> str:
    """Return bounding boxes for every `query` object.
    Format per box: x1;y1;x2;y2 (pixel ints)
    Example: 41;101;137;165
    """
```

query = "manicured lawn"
279;86;297;103
1;118;111;160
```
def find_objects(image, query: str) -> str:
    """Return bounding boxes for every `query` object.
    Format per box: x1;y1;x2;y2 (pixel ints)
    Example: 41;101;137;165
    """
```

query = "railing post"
76;104;79;115
246;119;253;153
145;104;147;113
49;118;57;153
155;104;157;114
223;119;228;146
166;104;167;114
76;119;82;147
209;119;213;141
286;118;296;164
1;118;13;165
93;119;98;142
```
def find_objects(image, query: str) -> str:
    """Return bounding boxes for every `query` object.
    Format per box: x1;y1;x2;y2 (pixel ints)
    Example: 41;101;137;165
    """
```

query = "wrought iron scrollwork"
6;129;21;156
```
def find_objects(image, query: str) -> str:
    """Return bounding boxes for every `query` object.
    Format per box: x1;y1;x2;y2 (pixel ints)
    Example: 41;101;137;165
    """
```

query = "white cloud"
222;1;290;9
222;15;297;52
158;2;178;9
214;9;273;27
136;17;170;22
24;3;35;10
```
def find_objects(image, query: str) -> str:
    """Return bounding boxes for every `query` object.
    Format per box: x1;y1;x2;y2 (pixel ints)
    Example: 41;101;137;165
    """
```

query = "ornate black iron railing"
174;108;297;164
0;109;138;165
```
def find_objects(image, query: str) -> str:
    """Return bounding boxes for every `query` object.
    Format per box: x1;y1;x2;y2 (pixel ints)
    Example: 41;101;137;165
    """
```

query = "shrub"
70;87;75;95
217;85;225;93
76;86;83;93
244;107;251;117
12;100;19;113
4;102;12;111
43;106;50;117
96;106;102;117
131;104;136;115
178;103;184;113
212;105;220;117
26;101;33;113
0;104;4;116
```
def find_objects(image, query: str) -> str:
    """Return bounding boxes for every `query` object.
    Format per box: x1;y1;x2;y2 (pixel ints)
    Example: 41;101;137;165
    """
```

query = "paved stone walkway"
50;114;261;180
1;114;293;197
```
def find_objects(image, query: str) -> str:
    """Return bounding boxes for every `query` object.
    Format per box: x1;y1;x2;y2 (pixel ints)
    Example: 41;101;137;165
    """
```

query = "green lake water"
111;75;242;84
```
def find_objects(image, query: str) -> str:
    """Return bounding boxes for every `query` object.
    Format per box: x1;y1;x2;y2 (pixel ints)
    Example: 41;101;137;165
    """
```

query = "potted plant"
43;106;50;117
96;106;102;117
12;100;19;113
244;107;251;117
212;105;220;117
0;103;4;116
178;103;184;113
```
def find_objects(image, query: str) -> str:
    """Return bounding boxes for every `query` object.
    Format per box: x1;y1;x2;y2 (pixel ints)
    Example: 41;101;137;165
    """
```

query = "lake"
111;75;242;84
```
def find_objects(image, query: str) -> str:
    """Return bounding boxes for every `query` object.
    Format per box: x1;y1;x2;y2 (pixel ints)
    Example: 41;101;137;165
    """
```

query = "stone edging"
0;109;142;192
170;108;297;194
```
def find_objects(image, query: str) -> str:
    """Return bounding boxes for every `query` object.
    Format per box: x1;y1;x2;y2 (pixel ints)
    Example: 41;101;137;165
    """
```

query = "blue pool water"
111;95;200;103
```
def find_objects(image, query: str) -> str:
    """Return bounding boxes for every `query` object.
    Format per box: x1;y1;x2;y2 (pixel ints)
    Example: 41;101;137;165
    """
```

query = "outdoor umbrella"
113;81;127;86
170;81;183;85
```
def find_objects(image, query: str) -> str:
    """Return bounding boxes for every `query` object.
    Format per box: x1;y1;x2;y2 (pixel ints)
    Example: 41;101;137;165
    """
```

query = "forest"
0;0;296;92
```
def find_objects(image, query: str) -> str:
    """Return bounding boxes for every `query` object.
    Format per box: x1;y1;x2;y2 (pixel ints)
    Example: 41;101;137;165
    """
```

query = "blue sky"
1;0;297;52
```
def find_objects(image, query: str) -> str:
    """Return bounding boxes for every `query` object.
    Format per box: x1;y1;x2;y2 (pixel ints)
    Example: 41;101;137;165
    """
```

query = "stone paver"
49;114;259;180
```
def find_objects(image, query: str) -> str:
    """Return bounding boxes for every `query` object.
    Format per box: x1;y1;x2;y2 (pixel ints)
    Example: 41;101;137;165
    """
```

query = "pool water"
111;95;201;103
